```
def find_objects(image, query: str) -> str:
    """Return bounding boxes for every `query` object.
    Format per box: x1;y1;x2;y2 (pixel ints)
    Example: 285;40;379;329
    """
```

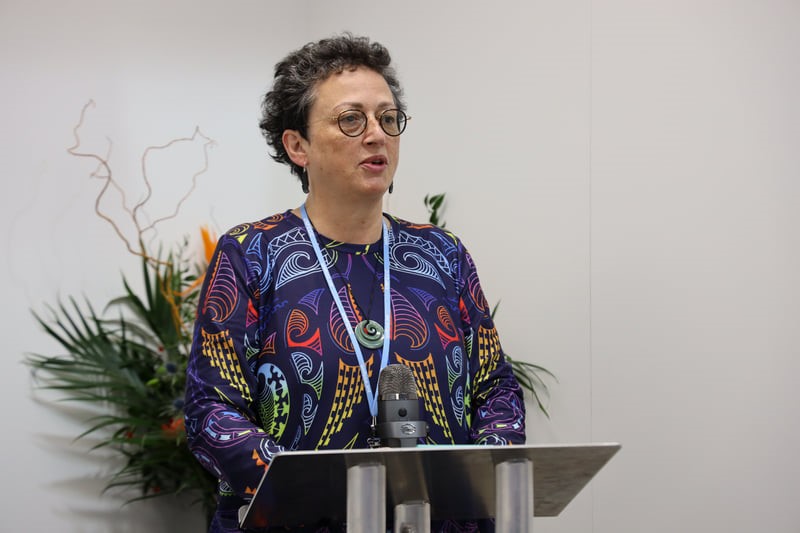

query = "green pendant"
355;319;384;349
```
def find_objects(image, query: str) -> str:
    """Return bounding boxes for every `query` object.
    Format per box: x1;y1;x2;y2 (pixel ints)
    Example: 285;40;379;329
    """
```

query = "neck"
299;196;385;244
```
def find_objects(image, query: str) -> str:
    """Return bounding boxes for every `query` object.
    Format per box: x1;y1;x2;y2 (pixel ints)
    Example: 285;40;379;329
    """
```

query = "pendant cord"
329;250;380;326
300;204;391;418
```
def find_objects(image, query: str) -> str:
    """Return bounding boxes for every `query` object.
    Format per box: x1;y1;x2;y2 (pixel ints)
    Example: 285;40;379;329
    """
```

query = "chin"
363;178;392;195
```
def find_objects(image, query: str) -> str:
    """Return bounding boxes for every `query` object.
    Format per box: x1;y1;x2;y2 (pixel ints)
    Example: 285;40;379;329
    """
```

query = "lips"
360;155;387;166
360;155;388;171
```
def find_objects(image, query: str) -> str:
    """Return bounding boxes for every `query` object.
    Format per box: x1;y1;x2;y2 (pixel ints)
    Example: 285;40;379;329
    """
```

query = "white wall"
590;3;800;531
1;1;798;531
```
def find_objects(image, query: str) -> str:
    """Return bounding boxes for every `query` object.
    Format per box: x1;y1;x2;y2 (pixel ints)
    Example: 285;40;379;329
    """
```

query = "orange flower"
179;226;218;297
200;225;217;264
161;417;185;438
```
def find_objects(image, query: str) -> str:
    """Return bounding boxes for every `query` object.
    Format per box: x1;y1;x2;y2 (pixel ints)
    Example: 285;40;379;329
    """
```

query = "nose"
362;115;387;144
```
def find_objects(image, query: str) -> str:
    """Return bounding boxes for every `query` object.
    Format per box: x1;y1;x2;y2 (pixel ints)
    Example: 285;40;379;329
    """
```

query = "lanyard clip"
367;416;381;448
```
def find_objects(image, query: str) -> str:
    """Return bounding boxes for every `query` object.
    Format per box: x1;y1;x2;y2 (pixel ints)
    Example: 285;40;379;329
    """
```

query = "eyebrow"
334;101;396;111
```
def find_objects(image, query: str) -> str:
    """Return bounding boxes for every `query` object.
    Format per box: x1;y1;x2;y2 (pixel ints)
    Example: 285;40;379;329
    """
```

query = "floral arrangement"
25;101;219;522
26;230;219;521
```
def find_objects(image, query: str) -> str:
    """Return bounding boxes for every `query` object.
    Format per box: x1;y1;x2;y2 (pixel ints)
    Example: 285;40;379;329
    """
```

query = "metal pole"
394;500;430;533
346;462;386;533
495;458;534;533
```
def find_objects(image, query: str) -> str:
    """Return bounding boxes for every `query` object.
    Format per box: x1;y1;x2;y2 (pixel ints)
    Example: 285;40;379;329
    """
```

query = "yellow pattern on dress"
474;325;501;401
317;356;373;448
396;354;454;443
201;327;253;403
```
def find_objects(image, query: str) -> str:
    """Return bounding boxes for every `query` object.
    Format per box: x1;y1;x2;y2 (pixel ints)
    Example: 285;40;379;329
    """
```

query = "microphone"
376;364;428;447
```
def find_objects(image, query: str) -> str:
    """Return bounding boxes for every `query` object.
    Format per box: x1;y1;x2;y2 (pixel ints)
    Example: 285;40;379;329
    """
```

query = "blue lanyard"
300;204;391;417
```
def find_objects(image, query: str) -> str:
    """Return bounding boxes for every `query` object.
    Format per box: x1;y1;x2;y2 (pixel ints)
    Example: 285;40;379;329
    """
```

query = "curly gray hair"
259;33;405;191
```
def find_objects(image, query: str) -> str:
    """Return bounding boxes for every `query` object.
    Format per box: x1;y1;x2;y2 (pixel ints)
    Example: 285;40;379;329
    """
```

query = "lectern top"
239;442;621;529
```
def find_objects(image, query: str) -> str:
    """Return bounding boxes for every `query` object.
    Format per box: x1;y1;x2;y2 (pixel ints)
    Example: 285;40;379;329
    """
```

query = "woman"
184;34;526;532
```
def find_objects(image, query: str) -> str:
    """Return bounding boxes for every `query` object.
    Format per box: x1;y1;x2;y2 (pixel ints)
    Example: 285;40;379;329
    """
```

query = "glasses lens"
337;110;367;136
380;109;407;136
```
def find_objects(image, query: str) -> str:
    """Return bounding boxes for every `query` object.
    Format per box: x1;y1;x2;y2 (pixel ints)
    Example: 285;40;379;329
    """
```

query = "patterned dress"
184;210;526;532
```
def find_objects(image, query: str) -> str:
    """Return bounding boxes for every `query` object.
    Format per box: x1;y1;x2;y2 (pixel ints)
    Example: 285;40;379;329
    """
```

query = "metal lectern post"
495;458;534;533
346;462;386;533
394;500;431;533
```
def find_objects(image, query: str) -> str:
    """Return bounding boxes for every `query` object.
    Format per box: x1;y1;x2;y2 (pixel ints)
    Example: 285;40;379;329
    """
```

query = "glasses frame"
330;108;410;138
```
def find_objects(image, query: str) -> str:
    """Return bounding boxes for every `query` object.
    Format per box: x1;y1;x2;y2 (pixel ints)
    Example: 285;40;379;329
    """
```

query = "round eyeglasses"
333;108;410;137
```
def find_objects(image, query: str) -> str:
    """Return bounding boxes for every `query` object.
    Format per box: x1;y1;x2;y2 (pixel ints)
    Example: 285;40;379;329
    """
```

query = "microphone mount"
376;364;428;447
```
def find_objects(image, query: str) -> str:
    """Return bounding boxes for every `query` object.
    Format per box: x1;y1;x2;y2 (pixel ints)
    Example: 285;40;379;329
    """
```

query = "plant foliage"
424;193;447;228
26;236;217;521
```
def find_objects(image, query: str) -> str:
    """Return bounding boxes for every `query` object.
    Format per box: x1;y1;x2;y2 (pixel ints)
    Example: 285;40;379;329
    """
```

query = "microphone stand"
375;364;431;532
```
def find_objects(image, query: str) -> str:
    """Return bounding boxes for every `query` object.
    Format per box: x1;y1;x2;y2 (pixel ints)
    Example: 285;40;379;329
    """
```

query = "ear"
282;129;309;168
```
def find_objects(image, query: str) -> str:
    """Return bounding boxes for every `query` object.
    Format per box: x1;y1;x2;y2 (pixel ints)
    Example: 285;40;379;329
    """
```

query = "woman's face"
301;67;401;203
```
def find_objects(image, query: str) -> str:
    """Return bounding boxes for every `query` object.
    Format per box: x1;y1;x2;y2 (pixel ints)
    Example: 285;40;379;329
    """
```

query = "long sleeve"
457;246;526;445
184;233;283;498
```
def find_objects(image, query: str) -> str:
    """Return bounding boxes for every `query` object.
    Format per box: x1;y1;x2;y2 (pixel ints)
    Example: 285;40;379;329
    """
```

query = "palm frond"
25;234;217;520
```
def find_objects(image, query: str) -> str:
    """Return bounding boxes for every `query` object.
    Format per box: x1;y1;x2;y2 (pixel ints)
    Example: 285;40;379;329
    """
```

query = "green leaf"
25;237;217;518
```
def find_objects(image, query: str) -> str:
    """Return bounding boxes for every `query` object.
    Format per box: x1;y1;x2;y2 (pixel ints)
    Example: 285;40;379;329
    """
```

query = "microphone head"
378;364;418;400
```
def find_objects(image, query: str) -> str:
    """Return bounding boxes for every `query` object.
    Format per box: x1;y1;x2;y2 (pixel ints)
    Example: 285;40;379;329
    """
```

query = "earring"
301;167;309;194
388;182;394;194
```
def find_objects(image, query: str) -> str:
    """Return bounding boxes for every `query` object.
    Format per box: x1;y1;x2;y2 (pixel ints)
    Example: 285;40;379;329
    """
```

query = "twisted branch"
67;100;216;265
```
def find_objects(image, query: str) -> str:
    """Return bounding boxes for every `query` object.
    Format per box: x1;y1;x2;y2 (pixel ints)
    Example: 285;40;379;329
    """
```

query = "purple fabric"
185;211;525;532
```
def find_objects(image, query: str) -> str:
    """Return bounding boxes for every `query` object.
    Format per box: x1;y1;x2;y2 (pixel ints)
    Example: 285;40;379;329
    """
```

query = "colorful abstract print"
184;210;525;531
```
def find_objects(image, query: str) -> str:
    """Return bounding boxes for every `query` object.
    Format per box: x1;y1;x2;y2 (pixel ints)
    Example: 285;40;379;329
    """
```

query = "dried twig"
67;99;215;265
